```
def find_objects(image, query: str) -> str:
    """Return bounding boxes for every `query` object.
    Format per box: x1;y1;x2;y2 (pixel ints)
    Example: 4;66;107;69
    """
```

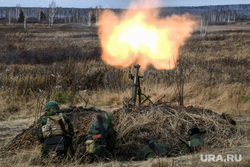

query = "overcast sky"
0;0;249;8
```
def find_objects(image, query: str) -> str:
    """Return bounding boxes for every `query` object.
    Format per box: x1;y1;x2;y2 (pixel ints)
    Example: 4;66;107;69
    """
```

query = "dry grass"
0;22;249;166
1;146;249;167
113;105;249;158
183;83;250;113
1;104;249;166
207;23;250;32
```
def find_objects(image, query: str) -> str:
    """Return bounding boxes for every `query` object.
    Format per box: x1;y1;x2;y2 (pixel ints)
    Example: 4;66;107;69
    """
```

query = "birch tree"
232;10;236;22
8;8;13;24
88;9;92;26
24;10;27;29
75;9;80;23
200;16;208;38
48;0;56;27
38;8;41;22
210;9;218;22
67;9;72;23
95;6;99;25
227;10;231;23
16;4;20;21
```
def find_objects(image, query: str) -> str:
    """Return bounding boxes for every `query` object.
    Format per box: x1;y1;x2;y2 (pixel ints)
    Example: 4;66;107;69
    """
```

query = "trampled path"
0;117;33;148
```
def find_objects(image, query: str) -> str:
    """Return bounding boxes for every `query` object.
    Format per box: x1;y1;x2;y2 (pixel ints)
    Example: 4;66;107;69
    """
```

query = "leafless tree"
48;0;57;27
24;10;27;29
175;57;185;106
227;10;232;23
232;10;236;22
8;8;13;24
35;92;46;123
29;8;36;19
74;9;81;23
16;4;20;21
210;9;218;22
200;16;208;38
66;9;72;23
88;9;92;26
219;10;227;22
95;6;100;25
38;8;41;22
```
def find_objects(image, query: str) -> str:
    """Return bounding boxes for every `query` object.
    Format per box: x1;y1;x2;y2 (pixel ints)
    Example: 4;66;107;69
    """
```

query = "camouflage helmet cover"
45;101;60;111
188;126;200;136
102;111;115;125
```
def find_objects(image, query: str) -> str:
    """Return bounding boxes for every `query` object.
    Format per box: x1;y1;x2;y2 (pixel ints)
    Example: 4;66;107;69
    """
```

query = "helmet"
102;111;115;125
45;101;60;111
188;126;200;136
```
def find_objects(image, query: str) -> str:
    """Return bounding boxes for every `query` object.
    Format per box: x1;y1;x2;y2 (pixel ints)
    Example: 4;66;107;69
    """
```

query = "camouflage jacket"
137;140;170;160
87;119;117;155
37;109;74;143
180;134;207;155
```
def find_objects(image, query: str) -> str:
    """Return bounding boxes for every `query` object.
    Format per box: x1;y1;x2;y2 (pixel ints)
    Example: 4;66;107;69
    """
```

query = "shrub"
54;91;73;104
241;95;250;103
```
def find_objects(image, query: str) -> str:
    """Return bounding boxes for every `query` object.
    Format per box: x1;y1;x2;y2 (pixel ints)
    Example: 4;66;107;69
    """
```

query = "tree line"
0;3;249;27
0;1;101;27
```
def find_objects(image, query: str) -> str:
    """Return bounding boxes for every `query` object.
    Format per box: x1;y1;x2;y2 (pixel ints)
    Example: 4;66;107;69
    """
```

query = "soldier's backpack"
41;113;68;153
44;135;65;153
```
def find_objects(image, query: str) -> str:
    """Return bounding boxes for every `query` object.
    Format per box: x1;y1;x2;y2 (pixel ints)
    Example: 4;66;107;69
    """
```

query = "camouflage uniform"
180;127;207;155
85;111;117;157
37;101;74;158
137;140;170;160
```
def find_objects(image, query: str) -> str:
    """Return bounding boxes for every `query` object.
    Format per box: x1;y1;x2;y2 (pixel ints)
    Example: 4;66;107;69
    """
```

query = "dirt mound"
113;104;238;160
1;104;239;161
1;106;104;151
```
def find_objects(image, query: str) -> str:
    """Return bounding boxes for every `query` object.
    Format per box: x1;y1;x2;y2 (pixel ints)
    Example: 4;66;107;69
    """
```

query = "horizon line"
0;3;250;9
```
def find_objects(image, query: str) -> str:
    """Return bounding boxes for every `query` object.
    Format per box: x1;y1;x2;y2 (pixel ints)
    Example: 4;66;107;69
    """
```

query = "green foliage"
18;10;24;23
241;95;250;103
40;11;46;23
54;91;73;104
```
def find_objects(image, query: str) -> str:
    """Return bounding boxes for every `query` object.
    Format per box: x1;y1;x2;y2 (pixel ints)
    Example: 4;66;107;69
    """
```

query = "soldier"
180;126;207;155
37;101;74;159
137;139;170;160
85;111;117;159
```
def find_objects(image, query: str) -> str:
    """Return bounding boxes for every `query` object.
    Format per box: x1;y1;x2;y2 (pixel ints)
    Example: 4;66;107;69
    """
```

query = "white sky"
0;0;249;8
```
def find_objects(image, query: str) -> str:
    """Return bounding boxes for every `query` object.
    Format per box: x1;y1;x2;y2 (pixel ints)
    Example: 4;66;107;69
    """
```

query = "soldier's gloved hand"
62;132;72;141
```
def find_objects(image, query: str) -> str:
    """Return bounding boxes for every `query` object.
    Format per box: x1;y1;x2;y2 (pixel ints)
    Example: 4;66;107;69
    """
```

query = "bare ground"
0;117;33;148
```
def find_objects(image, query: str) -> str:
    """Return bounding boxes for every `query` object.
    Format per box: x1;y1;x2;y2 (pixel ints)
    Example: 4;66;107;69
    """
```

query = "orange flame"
98;1;197;70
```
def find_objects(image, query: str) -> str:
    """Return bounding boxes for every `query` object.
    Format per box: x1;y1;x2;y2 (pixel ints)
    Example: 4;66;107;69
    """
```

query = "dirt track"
0;117;33;148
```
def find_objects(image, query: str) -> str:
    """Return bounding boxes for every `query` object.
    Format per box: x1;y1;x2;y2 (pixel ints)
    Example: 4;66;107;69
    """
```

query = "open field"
0;22;249;166
206;22;250;32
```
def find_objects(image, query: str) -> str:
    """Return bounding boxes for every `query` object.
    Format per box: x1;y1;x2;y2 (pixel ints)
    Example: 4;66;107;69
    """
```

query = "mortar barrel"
131;64;140;105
